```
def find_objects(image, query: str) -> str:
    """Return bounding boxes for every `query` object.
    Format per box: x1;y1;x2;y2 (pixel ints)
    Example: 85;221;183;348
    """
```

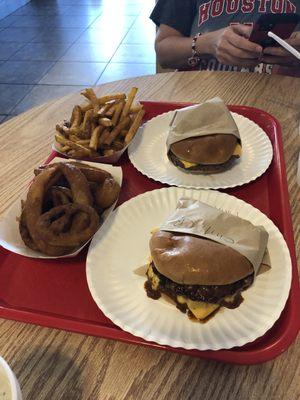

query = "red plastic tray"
0;102;299;365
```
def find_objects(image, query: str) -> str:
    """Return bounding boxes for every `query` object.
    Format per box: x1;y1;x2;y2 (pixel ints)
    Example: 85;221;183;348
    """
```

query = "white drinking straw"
268;31;300;60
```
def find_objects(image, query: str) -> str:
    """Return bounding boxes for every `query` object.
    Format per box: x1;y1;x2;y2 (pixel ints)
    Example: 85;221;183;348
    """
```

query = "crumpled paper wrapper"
160;198;269;277
167;97;241;150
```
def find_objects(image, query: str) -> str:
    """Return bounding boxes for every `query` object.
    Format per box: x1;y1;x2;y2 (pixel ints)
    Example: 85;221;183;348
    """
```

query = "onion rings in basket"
19;162;120;256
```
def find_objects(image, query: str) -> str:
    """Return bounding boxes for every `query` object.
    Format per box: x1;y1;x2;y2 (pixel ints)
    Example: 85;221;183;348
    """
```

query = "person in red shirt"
150;0;300;76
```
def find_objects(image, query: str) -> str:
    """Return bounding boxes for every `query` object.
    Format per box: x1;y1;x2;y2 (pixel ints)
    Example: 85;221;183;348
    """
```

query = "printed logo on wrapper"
160;198;270;277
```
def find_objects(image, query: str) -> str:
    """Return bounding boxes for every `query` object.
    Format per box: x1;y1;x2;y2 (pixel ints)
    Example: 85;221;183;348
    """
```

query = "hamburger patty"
148;262;253;304
167;151;238;173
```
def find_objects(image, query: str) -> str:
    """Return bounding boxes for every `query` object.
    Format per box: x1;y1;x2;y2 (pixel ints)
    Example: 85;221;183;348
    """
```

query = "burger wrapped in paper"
167;98;242;174
145;198;270;322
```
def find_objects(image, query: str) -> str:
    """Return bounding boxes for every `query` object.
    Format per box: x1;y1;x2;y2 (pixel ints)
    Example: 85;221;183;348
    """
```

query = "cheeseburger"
167;98;242;174
145;199;268;322
168;134;241;174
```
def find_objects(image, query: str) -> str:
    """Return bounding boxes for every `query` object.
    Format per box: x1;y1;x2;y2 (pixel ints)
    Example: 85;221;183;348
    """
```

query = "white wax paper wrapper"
0;157;122;259
160;198;269;276
167;97;241;149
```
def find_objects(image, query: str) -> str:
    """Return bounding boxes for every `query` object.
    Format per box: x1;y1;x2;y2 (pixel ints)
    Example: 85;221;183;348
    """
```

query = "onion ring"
35;161;120;209
51;186;73;206
22;163;96;255
95;177;120;209
35;204;99;247
57;163;93;206
19;209;39;251
24;167;63;255
68;162;111;183
35;162;111;184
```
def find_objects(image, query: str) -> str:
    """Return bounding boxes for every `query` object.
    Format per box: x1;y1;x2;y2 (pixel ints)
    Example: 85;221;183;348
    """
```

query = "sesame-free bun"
170;134;238;165
150;230;253;286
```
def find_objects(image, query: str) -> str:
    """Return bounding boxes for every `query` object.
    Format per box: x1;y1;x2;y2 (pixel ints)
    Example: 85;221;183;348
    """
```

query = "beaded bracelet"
188;33;202;67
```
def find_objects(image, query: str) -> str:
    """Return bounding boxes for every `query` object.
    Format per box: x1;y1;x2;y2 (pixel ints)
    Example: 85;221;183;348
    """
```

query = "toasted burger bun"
170;134;238;164
168;134;240;174
150;231;253;286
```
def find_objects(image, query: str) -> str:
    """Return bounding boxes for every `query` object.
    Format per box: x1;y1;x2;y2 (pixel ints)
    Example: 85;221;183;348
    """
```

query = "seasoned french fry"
69;126;82;135
62;125;70;134
121;87;138;120
111;140;124;151
103;149;115;156
82;108;93;127
69;106;83;136
80;103;93;113
120;129;128;137
70;105;82;128
97;93;126;105
55;133;91;155
82;109;94;135
55;87;144;160
89;125;104;150
55;133;68;146
92;105;100;118
81;88;98;104
111;101;124;126
76;140;91;145
105;104;118;117
99;117;113;127
124;109;145;144
98;128;111;148
129;104;143;113
104;116;131;146
97;103;112;117
67;149;76;157
68;142;92;155
68;149;89;159
61;145;71;152
69;134;81;142
56;124;64;134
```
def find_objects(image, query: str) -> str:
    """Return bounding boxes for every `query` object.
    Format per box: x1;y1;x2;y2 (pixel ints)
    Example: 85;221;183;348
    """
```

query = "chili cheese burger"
145;230;254;322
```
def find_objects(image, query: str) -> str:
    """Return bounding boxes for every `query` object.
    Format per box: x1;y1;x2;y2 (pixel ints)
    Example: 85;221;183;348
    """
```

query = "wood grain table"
0;71;299;400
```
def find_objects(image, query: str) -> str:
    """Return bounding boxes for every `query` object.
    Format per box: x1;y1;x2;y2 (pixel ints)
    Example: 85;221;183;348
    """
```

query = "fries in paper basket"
54;87;145;161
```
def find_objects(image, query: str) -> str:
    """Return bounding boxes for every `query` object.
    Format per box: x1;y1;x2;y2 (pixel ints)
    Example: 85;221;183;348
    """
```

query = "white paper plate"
86;187;291;351
128;111;273;189
0;157;122;259
0;356;22;400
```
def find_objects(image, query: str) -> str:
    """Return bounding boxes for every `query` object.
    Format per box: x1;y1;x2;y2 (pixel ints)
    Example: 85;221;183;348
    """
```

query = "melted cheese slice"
178;143;242;169
180;159;198;168
233;143;242;157
147;265;219;320
177;295;219;320
147;264;160;290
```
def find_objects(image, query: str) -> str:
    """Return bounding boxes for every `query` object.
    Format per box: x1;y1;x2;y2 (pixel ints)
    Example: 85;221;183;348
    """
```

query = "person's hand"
203;24;262;67
262;31;300;66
